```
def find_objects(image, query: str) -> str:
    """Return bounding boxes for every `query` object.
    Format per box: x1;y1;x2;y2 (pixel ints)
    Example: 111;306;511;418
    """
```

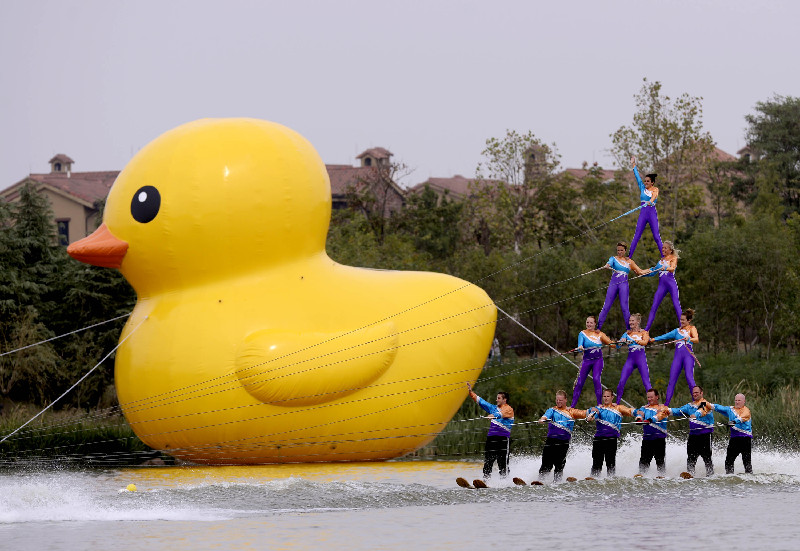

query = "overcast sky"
1;0;797;189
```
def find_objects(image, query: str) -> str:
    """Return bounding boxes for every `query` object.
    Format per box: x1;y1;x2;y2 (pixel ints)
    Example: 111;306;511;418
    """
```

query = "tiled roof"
561;168;620;182
409;175;478;198
326;165;377;195
3;171;119;205
711;147;737;162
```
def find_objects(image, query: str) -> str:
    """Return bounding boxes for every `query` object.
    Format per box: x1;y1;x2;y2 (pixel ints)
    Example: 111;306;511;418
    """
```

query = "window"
364;157;372;167
55;162;62;172
56;220;69;246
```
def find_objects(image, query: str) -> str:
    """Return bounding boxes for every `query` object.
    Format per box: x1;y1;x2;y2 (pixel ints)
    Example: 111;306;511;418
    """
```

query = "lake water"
2;439;798;550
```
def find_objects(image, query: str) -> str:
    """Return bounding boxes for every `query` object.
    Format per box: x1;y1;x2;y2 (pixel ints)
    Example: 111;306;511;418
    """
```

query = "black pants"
687;433;714;475
639;438;666;475
591;437;618;477
725;437;753;474
539;437;570;482
483;435;511;478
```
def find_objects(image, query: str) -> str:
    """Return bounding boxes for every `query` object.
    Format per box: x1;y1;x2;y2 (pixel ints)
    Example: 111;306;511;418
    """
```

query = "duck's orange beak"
67;224;129;269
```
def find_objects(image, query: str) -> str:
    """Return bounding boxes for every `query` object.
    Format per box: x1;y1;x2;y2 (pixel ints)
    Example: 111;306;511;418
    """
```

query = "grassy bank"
0;404;160;468
418;351;800;457
2;350;797;465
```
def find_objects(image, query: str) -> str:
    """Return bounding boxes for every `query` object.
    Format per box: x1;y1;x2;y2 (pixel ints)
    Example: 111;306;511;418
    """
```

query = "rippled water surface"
2;440;798;550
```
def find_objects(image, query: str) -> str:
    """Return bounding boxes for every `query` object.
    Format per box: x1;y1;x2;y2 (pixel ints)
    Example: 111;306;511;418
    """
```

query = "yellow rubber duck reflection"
68;119;496;464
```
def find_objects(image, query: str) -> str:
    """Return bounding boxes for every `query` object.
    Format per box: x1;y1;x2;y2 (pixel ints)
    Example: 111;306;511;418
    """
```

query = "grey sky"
1;0;797;189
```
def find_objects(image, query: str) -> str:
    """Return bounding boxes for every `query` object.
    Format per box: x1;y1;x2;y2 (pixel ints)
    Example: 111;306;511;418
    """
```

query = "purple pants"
572;349;604;407
645;273;682;331
598;275;629;331
665;345;696;406
629;204;663;258
616;349;651;404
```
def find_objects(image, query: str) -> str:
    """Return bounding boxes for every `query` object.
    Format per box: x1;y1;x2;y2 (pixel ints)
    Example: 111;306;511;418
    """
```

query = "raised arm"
599;332;613;346
633;166;645;192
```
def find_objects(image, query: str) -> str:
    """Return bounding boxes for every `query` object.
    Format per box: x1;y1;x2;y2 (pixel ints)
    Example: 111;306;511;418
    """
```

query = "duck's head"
68;119;332;295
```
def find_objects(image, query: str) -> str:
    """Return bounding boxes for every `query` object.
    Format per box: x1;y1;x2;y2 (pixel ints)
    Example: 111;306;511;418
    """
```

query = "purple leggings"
572;350;604;407
598;276;629;331
665;345;696;406
645;273;682;331
616;349;651;404
629;204;663;258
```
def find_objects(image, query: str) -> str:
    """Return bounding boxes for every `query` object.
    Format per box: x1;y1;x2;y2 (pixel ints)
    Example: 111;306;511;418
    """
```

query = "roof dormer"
356;147;393;168
49;154;75;174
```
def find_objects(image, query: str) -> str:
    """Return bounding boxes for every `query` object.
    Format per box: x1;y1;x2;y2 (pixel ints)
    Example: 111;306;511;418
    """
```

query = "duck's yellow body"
69;119;496;464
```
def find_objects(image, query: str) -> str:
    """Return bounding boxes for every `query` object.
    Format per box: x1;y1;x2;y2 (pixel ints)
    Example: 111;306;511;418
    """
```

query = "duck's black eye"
130;186;161;223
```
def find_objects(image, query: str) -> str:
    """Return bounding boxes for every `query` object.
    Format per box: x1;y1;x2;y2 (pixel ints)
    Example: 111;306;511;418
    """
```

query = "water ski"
679;472;694;479
633;474;644;478
473;479;488;489
512;477;527;486
655;476;665;479
584;477;596;481
530;480;544;486
566;476;578;482
456;477;474;489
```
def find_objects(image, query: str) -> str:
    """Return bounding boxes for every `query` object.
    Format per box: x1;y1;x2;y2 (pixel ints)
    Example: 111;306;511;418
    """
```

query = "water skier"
615;313;652;404
643;240;682;331
669;385;715;476
572;315;613;407
586;389;637;477
597;241;650;331
538;390;588;482
628;156;663;258
467;384;514;479
634;388;671;476
708;393;753;474
652;309;700;406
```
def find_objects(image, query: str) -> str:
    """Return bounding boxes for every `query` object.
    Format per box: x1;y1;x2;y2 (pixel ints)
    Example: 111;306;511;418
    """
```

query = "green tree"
391;185;463;262
469;130;562;254
744;95;800;215
611;78;716;239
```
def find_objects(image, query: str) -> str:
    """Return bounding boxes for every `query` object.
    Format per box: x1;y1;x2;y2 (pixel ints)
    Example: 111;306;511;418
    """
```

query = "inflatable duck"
68;119;496;464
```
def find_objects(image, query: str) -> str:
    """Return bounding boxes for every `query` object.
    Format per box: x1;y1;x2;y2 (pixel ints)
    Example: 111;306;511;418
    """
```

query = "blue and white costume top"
540;406;588;441
653;327;694;351
606;256;632;281
618;331;647;352
634;404;670;440
712;404;752;438
634;166;657;205
587;404;636;438
578;331;606;359
669;401;714;434
476;396;514;437
644;258;674;279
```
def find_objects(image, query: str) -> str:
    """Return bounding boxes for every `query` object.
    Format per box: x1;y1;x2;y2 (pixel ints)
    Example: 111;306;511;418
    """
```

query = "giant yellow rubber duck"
68;119;496;464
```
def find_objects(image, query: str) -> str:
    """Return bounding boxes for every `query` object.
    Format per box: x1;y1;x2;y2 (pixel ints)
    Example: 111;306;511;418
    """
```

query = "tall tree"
344;161;408;244
610;78;716;239
744;95;800;215
469;130;562;254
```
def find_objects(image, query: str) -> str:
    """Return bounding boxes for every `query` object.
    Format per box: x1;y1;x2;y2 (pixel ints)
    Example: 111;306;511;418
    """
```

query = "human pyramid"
465;157;753;485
